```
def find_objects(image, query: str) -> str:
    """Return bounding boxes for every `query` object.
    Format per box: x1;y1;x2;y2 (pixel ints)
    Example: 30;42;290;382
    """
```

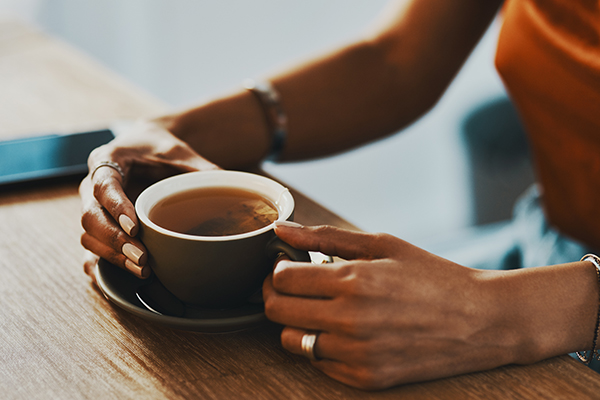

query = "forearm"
154;39;409;167
152;37;429;168
154;91;270;170
154;40;415;167
152;0;502;168
483;261;599;364
269;0;502;160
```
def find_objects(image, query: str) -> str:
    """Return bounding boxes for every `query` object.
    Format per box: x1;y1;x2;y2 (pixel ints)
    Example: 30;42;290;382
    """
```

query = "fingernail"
125;259;148;279
140;265;151;279
275;220;303;229
119;214;136;236
122;243;145;265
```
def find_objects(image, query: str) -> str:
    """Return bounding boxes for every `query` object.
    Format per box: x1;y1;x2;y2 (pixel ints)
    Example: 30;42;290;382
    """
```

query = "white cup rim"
135;170;294;242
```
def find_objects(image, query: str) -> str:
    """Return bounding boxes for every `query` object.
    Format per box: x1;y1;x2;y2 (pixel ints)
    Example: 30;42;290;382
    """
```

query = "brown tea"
148;186;279;236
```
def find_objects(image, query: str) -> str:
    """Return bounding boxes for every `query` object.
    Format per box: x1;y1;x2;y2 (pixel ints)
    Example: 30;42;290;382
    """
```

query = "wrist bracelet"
243;79;288;162
577;254;600;364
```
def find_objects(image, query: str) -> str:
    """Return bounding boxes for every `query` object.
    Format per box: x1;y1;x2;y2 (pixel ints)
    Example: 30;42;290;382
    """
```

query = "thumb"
274;221;393;260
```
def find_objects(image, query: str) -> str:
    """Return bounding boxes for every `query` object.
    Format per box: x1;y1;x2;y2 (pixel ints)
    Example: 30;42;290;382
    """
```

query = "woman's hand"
263;223;524;390
79;120;219;280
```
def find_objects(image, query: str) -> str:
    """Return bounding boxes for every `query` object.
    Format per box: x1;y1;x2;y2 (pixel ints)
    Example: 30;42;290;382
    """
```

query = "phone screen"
0;129;115;186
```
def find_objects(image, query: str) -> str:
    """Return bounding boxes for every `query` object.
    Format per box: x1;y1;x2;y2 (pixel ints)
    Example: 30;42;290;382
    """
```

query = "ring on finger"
91;161;126;182
301;331;321;361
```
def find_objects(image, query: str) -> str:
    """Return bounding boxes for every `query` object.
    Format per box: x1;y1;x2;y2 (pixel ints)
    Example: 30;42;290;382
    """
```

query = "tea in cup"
135;170;309;307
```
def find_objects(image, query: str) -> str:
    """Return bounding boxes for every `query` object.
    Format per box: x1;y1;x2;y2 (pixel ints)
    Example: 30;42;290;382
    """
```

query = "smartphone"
0;129;115;186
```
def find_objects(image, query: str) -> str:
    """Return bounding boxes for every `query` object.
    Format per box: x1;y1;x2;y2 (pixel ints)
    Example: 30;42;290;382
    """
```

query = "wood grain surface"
1;17;600;399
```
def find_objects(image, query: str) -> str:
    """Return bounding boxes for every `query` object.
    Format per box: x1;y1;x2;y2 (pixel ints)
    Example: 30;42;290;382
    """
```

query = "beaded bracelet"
577;254;600;364
243;79;288;162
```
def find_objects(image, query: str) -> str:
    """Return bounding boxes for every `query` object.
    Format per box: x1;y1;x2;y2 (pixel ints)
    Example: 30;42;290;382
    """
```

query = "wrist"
243;79;288;162
483;262;599;365
152;89;271;169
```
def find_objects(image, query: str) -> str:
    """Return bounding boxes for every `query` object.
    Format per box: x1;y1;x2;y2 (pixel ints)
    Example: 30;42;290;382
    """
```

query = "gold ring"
91;161;125;182
301;331;321;361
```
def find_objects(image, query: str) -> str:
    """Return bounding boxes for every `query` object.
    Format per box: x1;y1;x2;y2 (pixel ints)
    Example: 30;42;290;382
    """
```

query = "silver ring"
301;332;321;361
91;161;125;182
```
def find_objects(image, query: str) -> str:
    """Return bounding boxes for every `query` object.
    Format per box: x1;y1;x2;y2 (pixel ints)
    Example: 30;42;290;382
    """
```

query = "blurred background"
0;0;534;250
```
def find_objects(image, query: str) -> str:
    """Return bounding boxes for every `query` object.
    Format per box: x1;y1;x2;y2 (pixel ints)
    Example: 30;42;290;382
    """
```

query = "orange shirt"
495;0;600;248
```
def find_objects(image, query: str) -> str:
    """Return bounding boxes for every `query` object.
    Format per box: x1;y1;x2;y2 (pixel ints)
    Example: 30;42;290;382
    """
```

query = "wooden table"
1;18;600;399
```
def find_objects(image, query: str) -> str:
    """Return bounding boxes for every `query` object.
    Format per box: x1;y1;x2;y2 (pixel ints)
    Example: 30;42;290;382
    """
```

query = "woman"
80;0;600;390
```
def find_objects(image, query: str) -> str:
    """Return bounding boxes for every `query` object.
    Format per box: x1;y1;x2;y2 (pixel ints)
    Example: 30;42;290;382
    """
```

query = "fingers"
89;167;139;237
312;359;388;391
281;326;325;359
80;123;221;282
274;222;397;260
264;274;338;331
83;250;99;285
279;327;389;390
81;169;150;280
81;184;150;279
125;120;220;173
81;233;150;279
281;326;342;361
84;130;220;238
272;259;350;297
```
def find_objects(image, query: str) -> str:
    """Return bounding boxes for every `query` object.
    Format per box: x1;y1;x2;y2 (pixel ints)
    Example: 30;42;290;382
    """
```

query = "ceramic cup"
135;170;310;307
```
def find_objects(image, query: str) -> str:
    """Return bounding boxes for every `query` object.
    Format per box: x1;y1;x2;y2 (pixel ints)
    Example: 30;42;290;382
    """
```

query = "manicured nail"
125;259;148;279
122;243;145;265
275;220;303;229
119;214;136;236
140;265;151;279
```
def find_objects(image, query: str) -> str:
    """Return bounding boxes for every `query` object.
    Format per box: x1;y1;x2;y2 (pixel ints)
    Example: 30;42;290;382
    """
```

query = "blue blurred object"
0;129;114;186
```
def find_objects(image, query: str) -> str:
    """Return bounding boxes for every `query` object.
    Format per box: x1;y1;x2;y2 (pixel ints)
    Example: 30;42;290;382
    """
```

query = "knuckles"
372;232;397;247
80;233;92;252
335;307;369;338
87;145;108;166
80;233;124;269
263;295;282;323
369;232;400;258
335;262;374;298
157;141;192;159
107;229;127;249
351;368;390;391
311;224;335;236
81;207;128;252
271;260;295;289
80;208;97;232
262;278;280;322
92;178;112;203
92;178;125;217
343;349;399;390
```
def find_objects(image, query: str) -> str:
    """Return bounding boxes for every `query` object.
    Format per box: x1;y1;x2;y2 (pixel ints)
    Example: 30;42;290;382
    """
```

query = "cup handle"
266;236;312;263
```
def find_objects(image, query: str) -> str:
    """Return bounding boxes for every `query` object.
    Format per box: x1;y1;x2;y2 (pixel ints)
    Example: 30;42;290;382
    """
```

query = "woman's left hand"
263;223;521;390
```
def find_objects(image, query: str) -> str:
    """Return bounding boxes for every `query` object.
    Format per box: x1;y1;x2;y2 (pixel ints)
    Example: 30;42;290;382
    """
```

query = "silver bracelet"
577;254;600;364
243;79;288;162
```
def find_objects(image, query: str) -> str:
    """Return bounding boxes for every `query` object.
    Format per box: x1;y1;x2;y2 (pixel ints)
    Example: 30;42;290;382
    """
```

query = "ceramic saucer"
96;258;266;333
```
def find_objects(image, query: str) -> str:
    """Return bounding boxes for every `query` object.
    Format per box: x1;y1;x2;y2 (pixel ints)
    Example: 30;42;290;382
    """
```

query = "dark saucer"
96;258;266;333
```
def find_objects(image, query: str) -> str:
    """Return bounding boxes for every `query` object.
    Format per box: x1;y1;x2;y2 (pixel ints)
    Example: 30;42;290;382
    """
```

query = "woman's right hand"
79;120;220;281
